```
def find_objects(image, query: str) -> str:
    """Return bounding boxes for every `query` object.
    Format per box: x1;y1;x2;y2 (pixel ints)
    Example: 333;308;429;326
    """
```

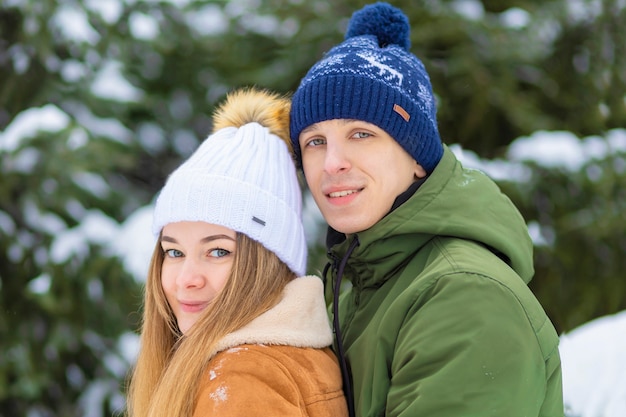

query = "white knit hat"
152;89;307;276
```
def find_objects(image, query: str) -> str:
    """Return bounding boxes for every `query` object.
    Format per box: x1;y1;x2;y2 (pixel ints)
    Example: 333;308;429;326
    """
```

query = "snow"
49;209;118;263
113;205;156;283
90;60;144;102
120;178;626;410
70;102;134;143
451;0;484;21
500;7;531;29
2;4;625;410
58;57;86;83
0;210;16;235
506;130;626;172
128;11;160;40
85;0;124;25
48;203;155;282
0;98;626;417
451;129;626;177
461;126;626;416
527;220;554;247
3;97;625;416
72;172;112;199
28;273;52;295
0;104;70;152
186;4;229;36
101;129;626;417
560;311;626;417
566;0;604;23
209;385;228;403
449;143;532;182
51;4;101;45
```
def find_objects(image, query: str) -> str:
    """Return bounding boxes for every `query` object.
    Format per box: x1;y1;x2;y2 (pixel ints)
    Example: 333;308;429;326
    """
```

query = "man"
289;3;563;417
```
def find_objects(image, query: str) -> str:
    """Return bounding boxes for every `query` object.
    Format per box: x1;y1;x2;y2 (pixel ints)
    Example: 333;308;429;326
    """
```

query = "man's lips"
322;187;363;206
328;189;360;198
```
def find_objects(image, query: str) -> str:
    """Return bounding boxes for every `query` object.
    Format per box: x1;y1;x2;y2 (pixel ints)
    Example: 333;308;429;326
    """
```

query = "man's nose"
324;140;352;174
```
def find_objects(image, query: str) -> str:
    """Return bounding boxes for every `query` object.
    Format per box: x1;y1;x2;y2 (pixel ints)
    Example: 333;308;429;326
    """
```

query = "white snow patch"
450;0;484;20
91;60;144;102
113;205;155;282
500;7;530;29
210;385;228;403
560;310;626;417
51;5;100;45
129;11;160;40
86;0;124;25
0;104;70;152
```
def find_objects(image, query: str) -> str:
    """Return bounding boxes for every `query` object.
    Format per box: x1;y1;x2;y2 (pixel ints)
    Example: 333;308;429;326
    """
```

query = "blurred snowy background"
1;0;625;416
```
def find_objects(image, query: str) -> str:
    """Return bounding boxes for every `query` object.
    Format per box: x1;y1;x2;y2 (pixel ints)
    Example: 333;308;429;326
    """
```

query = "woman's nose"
176;259;206;289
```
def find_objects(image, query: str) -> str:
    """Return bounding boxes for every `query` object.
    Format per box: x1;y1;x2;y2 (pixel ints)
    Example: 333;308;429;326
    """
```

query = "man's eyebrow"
300;119;360;136
161;234;236;244
300;123;320;136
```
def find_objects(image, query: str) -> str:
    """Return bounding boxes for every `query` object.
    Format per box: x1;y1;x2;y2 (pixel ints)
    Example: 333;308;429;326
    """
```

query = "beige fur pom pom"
212;88;293;155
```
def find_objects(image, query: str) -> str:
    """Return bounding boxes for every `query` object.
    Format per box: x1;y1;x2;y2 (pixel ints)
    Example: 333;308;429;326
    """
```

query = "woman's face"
160;221;236;334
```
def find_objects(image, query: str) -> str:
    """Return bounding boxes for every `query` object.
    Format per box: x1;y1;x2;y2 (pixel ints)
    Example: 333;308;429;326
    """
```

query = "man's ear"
414;161;427;180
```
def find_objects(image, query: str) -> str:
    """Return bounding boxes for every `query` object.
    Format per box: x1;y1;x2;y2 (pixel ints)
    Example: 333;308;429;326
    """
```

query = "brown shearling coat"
192;276;348;416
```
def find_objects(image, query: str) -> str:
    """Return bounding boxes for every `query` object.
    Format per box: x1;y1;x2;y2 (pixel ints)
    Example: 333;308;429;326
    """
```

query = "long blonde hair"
126;232;295;417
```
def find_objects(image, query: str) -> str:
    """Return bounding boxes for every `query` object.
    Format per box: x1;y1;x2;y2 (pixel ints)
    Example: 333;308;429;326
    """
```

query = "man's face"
299;119;426;235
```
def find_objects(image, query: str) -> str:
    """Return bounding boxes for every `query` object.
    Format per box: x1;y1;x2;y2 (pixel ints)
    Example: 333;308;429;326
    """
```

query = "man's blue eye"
307;138;325;147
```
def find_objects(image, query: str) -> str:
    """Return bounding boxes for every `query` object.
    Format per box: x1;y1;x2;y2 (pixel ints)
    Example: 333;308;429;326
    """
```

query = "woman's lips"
179;301;209;313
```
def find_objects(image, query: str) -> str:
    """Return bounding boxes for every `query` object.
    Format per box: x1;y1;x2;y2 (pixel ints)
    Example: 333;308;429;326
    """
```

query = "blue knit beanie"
290;2;443;173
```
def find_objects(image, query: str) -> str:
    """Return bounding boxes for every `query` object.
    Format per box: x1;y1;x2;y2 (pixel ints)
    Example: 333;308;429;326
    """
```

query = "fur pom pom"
212;88;293;155
345;2;411;51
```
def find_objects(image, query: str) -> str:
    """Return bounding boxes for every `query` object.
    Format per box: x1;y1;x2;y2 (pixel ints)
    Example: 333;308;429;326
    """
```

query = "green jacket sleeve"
386;272;559;417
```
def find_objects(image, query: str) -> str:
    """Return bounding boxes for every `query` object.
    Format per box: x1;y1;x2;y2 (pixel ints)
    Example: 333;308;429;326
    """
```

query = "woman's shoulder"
194;344;346;416
208;344;340;379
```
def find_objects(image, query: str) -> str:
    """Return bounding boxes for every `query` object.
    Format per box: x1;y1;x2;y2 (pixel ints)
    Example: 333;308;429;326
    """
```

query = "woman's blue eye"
210;248;231;258
353;131;371;139
165;249;183;258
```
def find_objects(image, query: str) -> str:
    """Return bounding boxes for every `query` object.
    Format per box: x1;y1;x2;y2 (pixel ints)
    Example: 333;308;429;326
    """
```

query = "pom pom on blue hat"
290;2;443;173
345;1;411;50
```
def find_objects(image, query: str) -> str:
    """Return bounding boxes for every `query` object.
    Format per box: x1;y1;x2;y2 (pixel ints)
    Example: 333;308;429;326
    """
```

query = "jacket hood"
330;145;534;286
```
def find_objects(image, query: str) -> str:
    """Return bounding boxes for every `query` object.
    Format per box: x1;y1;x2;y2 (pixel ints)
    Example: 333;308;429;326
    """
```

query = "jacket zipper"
331;235;359;417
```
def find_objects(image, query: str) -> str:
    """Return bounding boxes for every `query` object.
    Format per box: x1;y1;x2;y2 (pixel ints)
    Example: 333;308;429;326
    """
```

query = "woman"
126;88;348;417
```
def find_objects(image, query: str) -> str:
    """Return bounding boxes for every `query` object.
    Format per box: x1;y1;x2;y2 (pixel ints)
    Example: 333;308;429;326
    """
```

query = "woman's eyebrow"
160;234;235;244
200;234;235;244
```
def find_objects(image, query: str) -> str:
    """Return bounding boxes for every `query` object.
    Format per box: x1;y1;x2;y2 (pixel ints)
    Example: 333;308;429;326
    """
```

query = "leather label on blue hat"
393;104;410;122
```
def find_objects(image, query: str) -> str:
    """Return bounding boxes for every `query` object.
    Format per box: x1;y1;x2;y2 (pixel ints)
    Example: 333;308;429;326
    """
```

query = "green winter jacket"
326;146;563;417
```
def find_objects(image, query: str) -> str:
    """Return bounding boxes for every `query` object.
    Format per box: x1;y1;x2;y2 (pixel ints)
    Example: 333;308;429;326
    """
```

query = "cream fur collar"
212;276;333;356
